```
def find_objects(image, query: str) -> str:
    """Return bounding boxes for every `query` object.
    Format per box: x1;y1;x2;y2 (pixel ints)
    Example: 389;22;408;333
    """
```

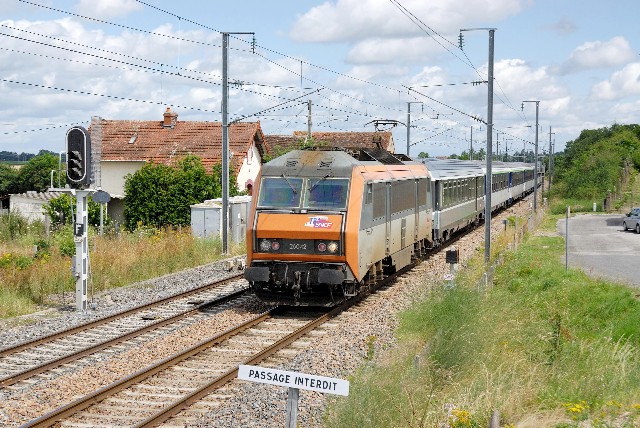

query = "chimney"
163;107;178;128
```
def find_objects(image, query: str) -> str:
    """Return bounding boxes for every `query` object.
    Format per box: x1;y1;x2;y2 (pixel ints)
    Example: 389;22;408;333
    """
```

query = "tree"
417;151;429;158
43;194;103;228
553;124;640;199
13;153;59;193
0;164;18;195
123;155;227;231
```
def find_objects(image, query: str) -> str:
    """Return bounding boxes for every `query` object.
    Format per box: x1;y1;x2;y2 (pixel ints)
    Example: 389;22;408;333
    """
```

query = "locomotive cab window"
257;176;303;208
304;178;350;210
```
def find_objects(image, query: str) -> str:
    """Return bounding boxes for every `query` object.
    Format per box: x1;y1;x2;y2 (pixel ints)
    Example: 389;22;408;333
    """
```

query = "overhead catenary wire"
18;0;489;132
8;0;530;155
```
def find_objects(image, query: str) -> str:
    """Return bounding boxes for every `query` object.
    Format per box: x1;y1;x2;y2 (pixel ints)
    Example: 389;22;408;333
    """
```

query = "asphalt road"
557;213;640;287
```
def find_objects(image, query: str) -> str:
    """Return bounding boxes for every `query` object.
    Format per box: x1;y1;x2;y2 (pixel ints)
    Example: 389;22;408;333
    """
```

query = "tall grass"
0;215;244;318
325;232;640;427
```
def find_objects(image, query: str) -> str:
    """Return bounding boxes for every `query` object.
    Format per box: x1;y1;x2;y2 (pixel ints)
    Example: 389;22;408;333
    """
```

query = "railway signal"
66;126;91;187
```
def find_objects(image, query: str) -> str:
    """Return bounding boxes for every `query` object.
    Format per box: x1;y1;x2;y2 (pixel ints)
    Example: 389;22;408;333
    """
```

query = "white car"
622;207;640;234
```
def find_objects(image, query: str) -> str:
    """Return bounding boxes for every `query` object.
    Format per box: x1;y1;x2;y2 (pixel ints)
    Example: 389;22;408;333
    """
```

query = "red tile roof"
262;134;303;153
291;131;394;152
93;111;264;172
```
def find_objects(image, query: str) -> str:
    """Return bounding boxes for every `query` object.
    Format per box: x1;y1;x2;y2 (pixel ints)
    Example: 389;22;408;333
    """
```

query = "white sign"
238;365;349;396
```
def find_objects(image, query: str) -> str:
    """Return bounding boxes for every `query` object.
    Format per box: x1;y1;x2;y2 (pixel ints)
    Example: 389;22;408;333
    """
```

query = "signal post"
50;126;94;312
72;189;92;311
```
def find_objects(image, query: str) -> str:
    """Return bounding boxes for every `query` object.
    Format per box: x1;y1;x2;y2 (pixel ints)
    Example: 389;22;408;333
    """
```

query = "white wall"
236;142;262;192
100;160;145;197
10;195;47;222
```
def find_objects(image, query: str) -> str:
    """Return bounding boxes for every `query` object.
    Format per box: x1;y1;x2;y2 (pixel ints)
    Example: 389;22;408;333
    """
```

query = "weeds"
325;218;640;428
0;213;242;318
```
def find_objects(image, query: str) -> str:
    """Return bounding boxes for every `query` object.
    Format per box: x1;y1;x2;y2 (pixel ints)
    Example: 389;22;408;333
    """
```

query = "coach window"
365;183;373;204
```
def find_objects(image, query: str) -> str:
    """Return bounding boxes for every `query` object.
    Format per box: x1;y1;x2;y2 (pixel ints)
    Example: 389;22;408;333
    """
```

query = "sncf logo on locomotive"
304;216;333;228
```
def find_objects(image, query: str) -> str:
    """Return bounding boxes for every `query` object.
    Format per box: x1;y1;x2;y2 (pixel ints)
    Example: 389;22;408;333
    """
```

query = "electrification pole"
522;100;540;212
307;100;312;140
470;126;473;160
548;126;555;189
221;31;253;254
460;27;495;265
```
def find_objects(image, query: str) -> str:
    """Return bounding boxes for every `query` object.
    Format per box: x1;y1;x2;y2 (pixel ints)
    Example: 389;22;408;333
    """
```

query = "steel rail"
20;308;274;428
0;273;244;358
0;287;248;387
21;255;414;427
136;305;346;428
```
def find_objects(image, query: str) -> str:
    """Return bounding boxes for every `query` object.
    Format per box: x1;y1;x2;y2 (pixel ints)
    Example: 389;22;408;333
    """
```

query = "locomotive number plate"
284;239;314;254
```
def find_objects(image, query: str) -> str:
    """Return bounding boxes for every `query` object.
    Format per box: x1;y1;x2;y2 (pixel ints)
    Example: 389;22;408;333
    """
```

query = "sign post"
238;365;349;428
285;387;299;427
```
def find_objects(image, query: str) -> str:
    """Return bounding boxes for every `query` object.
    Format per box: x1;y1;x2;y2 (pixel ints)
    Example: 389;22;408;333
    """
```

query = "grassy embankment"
0;217;244;319
325;211;640;427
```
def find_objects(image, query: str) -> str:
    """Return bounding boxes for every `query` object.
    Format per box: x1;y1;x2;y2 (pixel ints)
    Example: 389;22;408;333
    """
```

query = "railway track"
17;262;405;428
0;273;247;389
4;197;539;427
21;304;345;428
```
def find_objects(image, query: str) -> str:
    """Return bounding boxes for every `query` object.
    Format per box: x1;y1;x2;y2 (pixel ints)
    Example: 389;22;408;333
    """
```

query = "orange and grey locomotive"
244;148;433;306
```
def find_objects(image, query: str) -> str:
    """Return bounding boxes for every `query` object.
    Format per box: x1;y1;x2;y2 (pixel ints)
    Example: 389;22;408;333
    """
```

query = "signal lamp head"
317;242;327;252
271;241;281;251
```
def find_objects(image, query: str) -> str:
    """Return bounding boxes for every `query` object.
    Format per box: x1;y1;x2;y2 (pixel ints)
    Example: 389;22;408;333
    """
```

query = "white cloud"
591;63;640;101
75;0;143;19
290;0;525;43
560;36;636;74
345;37;444;65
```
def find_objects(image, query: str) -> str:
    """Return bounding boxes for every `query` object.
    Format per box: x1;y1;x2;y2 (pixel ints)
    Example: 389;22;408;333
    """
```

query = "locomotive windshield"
304;178;349;209
258;176;303;208
258;176;349;210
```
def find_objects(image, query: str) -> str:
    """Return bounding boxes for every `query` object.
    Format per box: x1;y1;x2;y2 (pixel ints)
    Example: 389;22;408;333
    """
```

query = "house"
9;191;64;223
263;131;395;156
89;108;266;221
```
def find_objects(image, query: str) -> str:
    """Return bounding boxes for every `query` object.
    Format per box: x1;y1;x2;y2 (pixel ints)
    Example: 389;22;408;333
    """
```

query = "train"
244;147;536;306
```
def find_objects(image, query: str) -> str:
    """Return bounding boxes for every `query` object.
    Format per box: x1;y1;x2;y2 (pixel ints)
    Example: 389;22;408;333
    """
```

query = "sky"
1;0;639;158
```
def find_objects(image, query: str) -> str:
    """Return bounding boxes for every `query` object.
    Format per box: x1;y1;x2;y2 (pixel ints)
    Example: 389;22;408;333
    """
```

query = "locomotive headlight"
271;240;281;251
259;239;271;252
317;242;327;252
327;241;339;254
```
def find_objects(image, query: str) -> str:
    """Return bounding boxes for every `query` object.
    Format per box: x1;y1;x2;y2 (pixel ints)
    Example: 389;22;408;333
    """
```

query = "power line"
13;0;508;146
1;78;222;114
18;0;224;50
1;122;83;135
